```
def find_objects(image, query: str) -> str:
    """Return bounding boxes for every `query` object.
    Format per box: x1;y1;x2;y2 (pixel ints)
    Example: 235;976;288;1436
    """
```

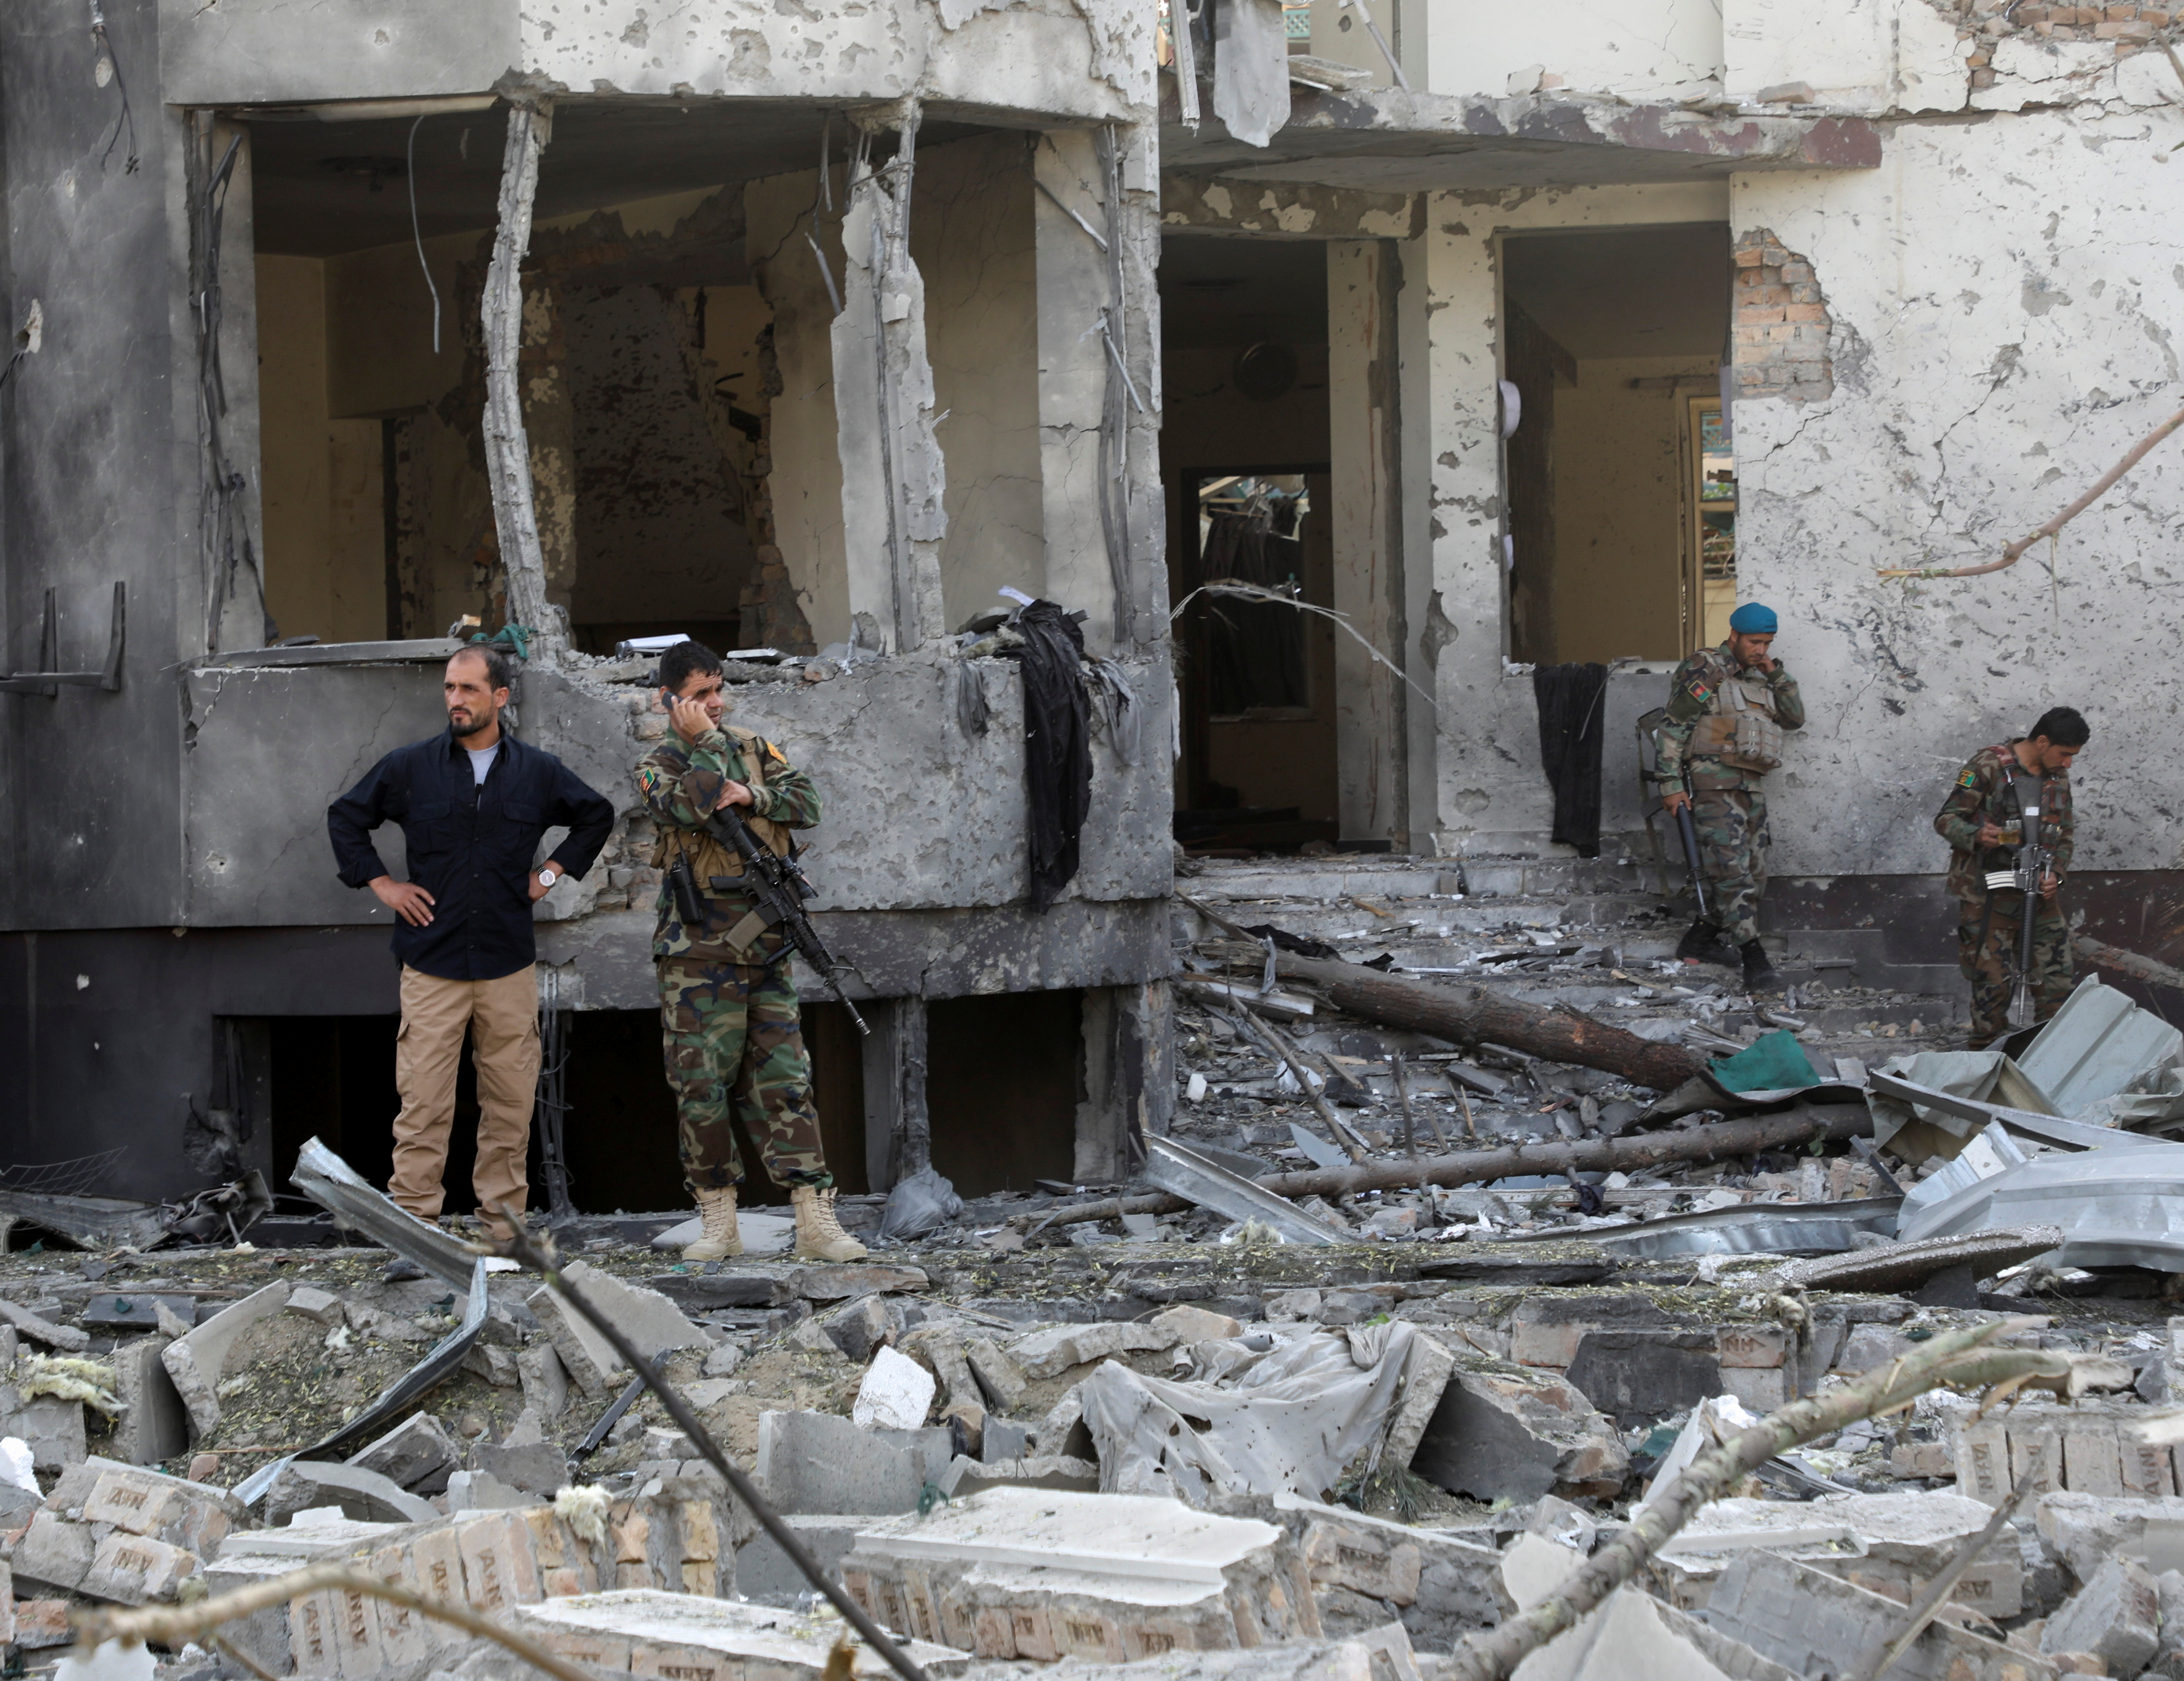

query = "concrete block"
938;1454;1101;1499
109;1336;190;1468
1835;1322;1914;1374
469;1438;567;1496
755;1409;957;1515
80;1530;201;1604
2062;1413;2125;1498
517;1340;571;1421
527;1262;702;1396
853;1345;936;1430
347;1411;459;1492
2043;1555;2160;1675
1717;1366;1789;1415
1706;1548;2050;1681
81;1461;247;1555
0;1296;88;1352
843;1486;1322;1659
1009;1320;1183;1381
463;1343;521;1387
1263;1289;1322;1322
11;1508;95;1595
787;1263;928;1302
820;1295;895;1363
734;1513;870;1605
1151;1303;1244;1343
0;1383;86;1475
1302;1516;1422;1605
1563;1330;1722;1430
1410;1364;1628;1503
160;1280;290;1437
206;1513;407;1676
962;1334;1027;1413
1714;1325;1790;1369
12;1599;73;1650
1379;1330;1456;1473
1951;1406;2014;1504
446;1469;532;1512
981;1417;1032;1463
0;1560;10;1646
2036;1492;2184;1583
2010;1411;2065;1497
263;1459;440;1527
284;1287;344;1327
507;1589;966;1678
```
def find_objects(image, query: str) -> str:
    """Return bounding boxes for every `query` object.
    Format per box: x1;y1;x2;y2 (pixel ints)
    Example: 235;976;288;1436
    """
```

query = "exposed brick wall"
1949;0;2172;89
1732;230;1832;404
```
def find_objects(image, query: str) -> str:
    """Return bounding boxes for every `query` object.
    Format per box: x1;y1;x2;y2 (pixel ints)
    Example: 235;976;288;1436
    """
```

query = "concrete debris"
756;1407;955;1514
852;1343;938;1430
841;1486;1322;1658
160;1280;293;1438
259;1457;440;1527
1411;1359;1629;1502
346;1410;460;1492
2041;1554;2161;1674
527;1262;704;1395
10;1458;246;1604
503;1589;967;1680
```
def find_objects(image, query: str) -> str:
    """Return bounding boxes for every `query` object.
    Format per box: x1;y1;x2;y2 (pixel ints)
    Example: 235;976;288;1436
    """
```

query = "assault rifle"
1984;805;2053;1032
1670;774;1710;924
667;804;869;1036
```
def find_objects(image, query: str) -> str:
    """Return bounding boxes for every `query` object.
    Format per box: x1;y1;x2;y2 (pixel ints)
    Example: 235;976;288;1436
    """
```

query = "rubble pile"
13;859;2184;1677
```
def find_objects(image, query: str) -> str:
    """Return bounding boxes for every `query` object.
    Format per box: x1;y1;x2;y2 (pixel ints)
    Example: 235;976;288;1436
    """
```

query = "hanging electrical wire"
406;115;444;354
88;2;140;174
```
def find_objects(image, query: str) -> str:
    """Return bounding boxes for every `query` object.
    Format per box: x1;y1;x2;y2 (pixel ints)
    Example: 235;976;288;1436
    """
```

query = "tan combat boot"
683;1185;743;1262
790;1184;868;1262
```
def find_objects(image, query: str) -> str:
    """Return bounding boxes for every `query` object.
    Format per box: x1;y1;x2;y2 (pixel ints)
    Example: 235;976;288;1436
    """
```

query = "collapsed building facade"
2;0;2180;1211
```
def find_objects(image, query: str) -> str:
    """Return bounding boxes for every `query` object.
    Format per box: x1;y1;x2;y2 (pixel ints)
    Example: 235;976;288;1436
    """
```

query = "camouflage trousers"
1958;893;2074;1049
1691;784;1771;946
656;956;832;1193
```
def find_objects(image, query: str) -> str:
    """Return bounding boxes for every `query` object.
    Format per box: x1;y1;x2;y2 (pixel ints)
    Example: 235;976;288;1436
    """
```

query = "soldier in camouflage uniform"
1933;706;2088;1049
635;640;866;1263
1656;601;1804;994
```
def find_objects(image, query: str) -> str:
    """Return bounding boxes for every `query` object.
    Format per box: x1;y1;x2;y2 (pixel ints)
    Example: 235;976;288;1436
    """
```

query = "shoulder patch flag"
1957;768;1979;789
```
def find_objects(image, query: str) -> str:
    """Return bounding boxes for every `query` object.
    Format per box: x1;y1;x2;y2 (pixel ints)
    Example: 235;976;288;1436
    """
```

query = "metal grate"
0;1148;128;1198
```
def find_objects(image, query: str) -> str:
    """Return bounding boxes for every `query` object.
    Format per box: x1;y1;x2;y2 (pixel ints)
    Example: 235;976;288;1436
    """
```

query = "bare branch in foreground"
1441;1318;2114;1681
75;1564;592;1681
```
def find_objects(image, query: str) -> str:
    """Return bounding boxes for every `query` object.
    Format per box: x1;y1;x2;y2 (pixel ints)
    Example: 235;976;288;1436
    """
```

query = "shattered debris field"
10;859;2184;1679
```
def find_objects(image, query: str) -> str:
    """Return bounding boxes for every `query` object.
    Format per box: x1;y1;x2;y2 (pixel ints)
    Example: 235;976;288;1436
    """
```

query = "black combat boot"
1676;918;1733;966
1740;940;1783;993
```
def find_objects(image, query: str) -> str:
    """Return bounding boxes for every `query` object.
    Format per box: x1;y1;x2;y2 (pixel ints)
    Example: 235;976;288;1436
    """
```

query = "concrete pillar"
519;284;579;622
1032;130;1117;647
861;995;930;1192
1074;980;1173;1183
200;115;268;654
1328;240;1412;849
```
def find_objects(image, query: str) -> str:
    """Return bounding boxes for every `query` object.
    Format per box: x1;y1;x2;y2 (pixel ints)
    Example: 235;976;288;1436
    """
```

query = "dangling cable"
407;114;442;355
88;2;139;174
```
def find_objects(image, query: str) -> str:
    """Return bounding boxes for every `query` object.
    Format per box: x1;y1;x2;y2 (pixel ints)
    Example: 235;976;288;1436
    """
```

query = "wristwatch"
538;868;558;889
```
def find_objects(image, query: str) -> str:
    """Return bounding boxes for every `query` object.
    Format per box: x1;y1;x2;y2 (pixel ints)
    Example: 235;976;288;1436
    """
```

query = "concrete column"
1074;980;1173;1183
860;995;930;1191
519;284;579;621
1328;240;1411;849
1032;130;1116;646
201;115;268;654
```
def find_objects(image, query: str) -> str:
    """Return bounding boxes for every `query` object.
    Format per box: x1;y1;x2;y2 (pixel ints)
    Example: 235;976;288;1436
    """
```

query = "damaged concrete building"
3;0;2181;1214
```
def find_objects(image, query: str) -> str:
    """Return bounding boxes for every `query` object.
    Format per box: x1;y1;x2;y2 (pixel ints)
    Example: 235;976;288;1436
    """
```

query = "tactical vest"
649;726;795;885
1689;669;1784;774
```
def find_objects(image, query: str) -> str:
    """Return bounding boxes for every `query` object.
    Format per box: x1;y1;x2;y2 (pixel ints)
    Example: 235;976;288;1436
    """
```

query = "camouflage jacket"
634;725;821;963
1655;643;1805;788
1933;742;2074;903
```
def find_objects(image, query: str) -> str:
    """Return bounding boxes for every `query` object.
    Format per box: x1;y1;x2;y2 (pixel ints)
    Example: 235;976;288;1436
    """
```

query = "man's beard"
450;706;495;740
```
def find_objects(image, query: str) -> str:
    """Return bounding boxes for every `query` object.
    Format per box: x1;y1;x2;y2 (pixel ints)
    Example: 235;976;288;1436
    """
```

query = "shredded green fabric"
1709;1029;1821;1094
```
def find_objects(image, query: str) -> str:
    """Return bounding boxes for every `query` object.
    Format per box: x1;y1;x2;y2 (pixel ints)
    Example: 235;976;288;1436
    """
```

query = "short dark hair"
2030;706;2090;748
449;644;512;693
658;639;723;696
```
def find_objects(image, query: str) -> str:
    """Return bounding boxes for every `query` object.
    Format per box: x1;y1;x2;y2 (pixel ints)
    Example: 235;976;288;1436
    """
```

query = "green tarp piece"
1709;1029;1821;1095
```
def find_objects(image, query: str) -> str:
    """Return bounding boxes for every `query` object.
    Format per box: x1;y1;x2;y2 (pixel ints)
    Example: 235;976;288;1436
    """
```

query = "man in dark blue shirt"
327;646;614;1239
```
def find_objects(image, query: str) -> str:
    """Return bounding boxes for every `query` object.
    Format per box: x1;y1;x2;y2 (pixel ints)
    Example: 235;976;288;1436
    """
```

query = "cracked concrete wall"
1730;89;2184;878
157;0;1153;125
177;650;1173;926
1405;0;1725;103
1724;0;1968;112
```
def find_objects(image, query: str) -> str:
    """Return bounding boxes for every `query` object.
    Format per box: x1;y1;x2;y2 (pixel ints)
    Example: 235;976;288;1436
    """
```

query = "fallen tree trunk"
1016;1102;1870;1229
1269;950;1707;1091
2074;932;2184;995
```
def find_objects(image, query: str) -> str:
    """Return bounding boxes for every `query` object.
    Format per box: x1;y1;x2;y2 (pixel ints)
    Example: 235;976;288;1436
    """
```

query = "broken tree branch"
1442;1318;2087;1681
2073;932;2184;995
75;1564;592;1681
1267;949;1707;1092
1012;1102;1870;1229
481;83;557;646
1879;400;2184;579
490;1214;932;1681
1225;1003;1368;1164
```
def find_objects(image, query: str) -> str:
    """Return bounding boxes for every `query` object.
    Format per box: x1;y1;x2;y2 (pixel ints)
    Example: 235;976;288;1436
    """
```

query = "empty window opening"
1500;224;1732;666
926;990;1080;1197
1161;234;1338;855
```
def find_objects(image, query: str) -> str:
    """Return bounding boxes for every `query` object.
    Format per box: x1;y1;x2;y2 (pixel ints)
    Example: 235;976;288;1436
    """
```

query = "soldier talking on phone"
633;639;866;1264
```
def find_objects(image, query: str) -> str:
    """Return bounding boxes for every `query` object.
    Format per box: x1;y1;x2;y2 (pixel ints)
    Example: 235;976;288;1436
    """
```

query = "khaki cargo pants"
390;964;539;1237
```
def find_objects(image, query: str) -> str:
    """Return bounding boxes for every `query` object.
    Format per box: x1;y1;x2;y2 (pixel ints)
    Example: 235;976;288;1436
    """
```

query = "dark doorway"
265;1002;866;1217
926;989;1080;1196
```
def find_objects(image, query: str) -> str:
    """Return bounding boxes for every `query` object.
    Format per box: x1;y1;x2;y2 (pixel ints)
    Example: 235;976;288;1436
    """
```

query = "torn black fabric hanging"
1532;661;1608;859
1015;599;1093;908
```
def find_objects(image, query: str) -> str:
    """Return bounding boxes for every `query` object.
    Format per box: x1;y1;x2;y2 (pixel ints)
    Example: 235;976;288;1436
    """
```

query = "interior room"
1160;233;1339;854
1500;222;1734;668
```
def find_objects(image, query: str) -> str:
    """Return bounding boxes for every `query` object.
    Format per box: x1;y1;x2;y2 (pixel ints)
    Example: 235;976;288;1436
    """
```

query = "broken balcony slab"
1776;1226;2064;1295
840;1485;1322;1659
